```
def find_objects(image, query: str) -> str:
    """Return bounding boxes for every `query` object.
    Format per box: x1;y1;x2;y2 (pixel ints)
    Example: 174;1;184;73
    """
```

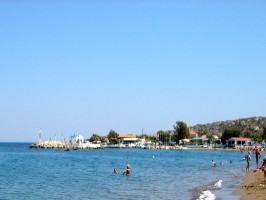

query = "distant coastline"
28;141;261;152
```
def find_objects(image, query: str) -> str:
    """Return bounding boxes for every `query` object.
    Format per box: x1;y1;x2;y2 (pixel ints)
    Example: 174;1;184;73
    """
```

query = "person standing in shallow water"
245;151;251;171
123;164;130;176
254;147;261;169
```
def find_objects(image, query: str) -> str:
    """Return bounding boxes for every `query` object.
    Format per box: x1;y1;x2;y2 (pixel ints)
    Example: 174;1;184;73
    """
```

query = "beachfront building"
179;138;190;145
68;134;102;149
118;134;138;147
190;137;209;147
226;137;252;148
214;136;224;148
69;134;85;147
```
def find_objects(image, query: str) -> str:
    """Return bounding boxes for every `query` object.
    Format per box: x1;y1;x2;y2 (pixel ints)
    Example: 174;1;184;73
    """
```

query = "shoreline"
28;142;264;153
233;170;266;200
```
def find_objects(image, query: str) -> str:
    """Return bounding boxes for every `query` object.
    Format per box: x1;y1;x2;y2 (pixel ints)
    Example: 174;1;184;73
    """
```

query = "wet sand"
233;169;266;200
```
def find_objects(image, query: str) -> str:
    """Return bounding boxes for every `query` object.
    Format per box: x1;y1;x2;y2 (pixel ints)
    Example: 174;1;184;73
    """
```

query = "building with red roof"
226;137;252;148
117;134;138;144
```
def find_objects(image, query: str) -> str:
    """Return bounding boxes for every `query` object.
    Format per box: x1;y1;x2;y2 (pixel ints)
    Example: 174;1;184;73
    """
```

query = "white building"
69;134;101;149
69;134;85;147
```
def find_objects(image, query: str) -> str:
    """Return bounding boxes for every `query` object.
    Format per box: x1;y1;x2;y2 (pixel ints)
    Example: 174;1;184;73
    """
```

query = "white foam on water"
196;179;223;200
213;179;222;189
197;190;216;200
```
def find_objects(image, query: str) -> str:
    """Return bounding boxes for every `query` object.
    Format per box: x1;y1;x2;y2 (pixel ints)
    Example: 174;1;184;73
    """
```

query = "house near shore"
117;134;138;147
190;137;209;146
226;137;252;148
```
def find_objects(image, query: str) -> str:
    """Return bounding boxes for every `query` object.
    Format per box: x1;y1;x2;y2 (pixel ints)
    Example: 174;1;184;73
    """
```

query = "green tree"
173;121;190;144
148;135;156;143
100;136;108;143
107;129;118;144
206;133;215;144
262;125;266;141
250;132;262;143
243;131;251;138
89;134;102;143
221;128;241;144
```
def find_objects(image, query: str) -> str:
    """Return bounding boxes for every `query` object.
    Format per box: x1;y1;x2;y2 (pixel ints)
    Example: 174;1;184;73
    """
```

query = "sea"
0;143;263;200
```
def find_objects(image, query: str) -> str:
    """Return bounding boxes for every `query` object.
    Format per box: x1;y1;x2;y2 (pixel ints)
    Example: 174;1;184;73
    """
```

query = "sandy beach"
233;169;266;200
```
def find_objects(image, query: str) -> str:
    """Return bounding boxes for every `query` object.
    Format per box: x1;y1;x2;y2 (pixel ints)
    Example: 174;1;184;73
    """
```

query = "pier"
29;141;103;149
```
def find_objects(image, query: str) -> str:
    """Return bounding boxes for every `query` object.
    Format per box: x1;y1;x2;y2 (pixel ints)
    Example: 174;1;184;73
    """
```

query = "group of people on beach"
245;147;266;184
113;164;130;176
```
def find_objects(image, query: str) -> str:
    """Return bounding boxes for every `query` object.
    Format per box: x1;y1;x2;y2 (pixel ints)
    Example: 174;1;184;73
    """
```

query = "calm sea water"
0;143;263;200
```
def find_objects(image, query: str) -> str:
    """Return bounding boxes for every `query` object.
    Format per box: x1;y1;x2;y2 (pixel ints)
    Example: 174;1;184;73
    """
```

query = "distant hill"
190;116;266;136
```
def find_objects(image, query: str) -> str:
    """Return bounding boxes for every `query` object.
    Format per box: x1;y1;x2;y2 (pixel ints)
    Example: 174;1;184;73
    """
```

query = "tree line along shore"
29;141;265;152
86;117;266;147
30;117;266;150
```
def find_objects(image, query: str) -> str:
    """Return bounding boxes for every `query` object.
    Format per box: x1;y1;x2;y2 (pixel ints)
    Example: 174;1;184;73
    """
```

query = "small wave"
193;180;222;200
213;180;223;189
206;179;223;190
197;190;216;200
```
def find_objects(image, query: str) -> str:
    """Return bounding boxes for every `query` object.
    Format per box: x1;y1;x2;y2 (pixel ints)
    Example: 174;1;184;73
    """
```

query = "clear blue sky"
1;1;266;142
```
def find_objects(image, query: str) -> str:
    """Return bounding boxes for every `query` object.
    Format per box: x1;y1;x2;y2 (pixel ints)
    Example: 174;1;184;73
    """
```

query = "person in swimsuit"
123;164;130;176
254;147;261;169
245;151;251;171
113;168;118;174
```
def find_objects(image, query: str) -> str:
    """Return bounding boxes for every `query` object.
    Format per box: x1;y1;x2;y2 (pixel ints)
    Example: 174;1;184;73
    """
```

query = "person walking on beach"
245;151;251;171
254;147;261;169
123;164;130;176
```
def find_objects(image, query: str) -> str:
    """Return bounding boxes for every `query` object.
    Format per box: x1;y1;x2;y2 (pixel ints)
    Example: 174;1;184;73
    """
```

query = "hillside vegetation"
190;116;266;137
